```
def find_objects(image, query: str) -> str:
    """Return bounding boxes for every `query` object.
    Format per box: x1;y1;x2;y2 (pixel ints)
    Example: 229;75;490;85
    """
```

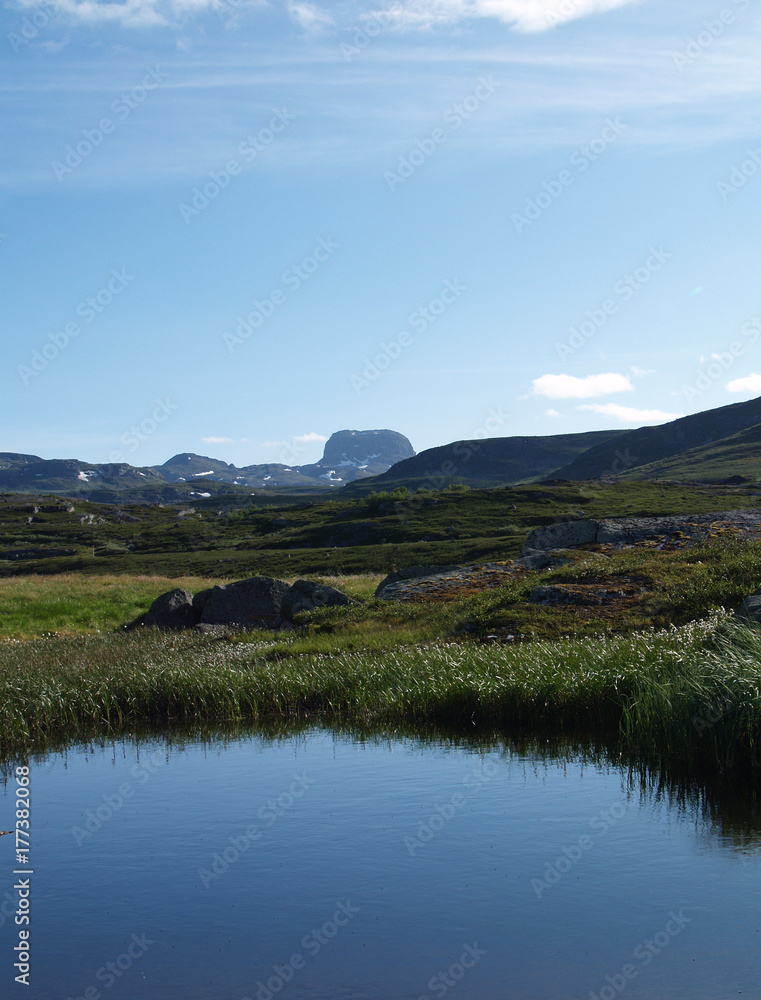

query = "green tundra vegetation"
0;479;760;786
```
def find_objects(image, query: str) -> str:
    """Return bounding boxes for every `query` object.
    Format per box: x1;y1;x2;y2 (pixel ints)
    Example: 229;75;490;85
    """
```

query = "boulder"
280;580;357;621
375;565;461;600
734;593;761;625
522;520;598;553
199;576;290;628
141;589;198;630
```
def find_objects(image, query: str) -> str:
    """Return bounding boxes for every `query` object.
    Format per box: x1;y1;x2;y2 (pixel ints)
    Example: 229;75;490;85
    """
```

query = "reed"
1;610;759;781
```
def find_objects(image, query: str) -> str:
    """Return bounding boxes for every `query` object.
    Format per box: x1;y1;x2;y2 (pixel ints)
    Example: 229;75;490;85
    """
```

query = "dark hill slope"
618;421;761;482
342;429;626;493
555;395;761;481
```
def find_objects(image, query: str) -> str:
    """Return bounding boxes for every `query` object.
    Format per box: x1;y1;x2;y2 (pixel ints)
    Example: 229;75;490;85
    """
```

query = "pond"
1;728;760;999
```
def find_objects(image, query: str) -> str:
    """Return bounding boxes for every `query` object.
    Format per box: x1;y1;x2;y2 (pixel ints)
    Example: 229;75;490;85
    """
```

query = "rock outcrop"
136;576;355;631
141;589;197;630
198;577;291;628
523;509;761;554
280;579;357;619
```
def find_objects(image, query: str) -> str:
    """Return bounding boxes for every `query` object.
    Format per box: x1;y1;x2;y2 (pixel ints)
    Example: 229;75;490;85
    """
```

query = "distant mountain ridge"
0;430;415;498
344;395;761;493
3;397;761;502
553;394;761;481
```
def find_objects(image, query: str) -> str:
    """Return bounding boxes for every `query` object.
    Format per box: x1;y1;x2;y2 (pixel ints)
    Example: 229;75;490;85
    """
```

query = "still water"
1;728;759;1000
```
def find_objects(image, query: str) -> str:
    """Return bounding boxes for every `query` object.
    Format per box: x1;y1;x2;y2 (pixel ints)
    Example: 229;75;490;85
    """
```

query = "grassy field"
2;480;760;789
2;536;760;643
1;611;760;787
2;480;759;579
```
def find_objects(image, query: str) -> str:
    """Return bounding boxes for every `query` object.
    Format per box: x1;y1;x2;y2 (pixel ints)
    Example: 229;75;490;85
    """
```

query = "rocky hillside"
554;395;761;481
0;430;416;499
342;429;627;494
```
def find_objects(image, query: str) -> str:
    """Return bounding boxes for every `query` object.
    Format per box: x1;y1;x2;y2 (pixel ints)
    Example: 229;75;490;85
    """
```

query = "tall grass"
1;611;759;782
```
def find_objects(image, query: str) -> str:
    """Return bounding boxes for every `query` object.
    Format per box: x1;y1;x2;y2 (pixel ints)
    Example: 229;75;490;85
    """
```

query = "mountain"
297;430;415;484
0;457;167;494
341;429;628;494
155;430;415;489
553;395;761;481
613;421;761;483
0;430;416;498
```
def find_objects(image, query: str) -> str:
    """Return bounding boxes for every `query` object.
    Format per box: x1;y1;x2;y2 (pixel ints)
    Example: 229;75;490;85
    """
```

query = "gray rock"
523;520;599;552
194;623;239;637
375;565;461;600
199;576;290;628
142;589;198;630
734;593;761;624
280;579;357;621
515;549;570;571
192;588;215;616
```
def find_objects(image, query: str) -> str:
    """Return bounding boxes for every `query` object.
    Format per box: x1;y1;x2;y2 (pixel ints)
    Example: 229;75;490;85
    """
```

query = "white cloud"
202;436;235;444
261;431;327;448
8;0;265;28
580;403;683;424
373;0;638;32
531;372;633;399
293;431;328;444
11;0;636;31
288;0;334;31
726;373;761;394
545;408;562;417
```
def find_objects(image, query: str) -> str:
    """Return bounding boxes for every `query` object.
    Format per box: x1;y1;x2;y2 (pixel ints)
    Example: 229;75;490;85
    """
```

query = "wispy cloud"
531;372;633;399
201;435;235;444
293;431;328;443
726;373;761;394
580;402;683;423
371;0;638;33
6;0;266;28
261;431;327;448
288;0;334;32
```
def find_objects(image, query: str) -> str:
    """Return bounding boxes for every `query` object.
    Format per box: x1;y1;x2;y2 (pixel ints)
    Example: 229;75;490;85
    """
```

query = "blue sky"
2;0;761;468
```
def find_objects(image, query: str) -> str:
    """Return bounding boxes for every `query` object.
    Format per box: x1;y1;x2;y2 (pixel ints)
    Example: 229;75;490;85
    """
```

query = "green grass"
1;612;759;784
2;480;759;579
0;572;383;639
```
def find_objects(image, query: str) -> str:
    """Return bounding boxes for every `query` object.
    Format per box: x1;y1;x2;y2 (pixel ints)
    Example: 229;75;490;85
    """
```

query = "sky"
2;0;761;469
